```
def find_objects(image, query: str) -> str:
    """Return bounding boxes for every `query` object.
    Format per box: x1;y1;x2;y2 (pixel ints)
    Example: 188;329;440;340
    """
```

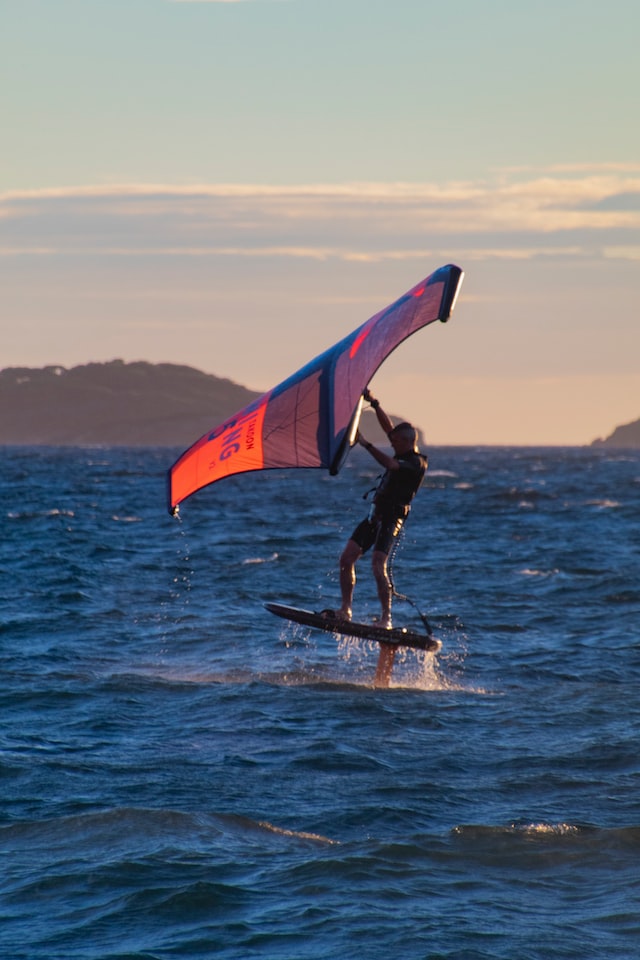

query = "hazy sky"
2;0;639;444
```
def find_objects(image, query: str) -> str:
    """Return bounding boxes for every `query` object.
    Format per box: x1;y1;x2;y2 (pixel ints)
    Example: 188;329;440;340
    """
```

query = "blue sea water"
1;445;639;960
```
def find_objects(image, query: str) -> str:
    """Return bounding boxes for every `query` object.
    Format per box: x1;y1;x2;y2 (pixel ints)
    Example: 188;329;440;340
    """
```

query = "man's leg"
339;539;362;620
372;549;392;628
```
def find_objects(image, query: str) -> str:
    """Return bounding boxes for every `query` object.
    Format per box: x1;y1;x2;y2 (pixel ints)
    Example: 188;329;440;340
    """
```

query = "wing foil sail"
168;263;463;513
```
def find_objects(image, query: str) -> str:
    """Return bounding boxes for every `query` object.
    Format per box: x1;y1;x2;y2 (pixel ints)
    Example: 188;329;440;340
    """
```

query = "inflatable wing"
168;263;463;514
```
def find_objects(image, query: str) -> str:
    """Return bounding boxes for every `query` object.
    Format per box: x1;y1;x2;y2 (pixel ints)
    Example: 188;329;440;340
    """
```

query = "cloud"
2;169;639;263
498;162;640;175
603;246;640;261
169;0;291;4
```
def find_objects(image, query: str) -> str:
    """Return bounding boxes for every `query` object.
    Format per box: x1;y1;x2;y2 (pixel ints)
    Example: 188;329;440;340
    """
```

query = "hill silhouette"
0;360;412;448
592;417;640;449
0;361;261;446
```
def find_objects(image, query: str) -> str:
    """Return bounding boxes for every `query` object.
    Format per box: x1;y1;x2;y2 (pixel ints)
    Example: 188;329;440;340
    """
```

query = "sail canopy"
168;263;463;513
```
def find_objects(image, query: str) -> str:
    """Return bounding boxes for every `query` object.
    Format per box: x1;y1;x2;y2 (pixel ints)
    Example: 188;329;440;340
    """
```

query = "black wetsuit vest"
373;450;428;518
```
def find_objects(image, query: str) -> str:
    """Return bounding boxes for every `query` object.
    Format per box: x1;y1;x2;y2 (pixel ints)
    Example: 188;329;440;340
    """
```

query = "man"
334;390;427;634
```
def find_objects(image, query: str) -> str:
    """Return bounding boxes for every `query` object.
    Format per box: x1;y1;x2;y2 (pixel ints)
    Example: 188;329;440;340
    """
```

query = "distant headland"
0;360;409;447
0;361;261;446
591;417;640;449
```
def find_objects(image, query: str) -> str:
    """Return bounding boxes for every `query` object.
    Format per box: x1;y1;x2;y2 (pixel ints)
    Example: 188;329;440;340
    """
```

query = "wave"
4;807;637;867
6;508;75;520
448;821;640;865
2;808;639;958
0;807;338;859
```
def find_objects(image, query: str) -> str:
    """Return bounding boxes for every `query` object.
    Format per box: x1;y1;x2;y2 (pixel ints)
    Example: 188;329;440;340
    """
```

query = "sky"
2;0;639;445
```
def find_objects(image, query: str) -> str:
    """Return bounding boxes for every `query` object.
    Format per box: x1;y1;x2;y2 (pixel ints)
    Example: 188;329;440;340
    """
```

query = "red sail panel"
169;396;269;510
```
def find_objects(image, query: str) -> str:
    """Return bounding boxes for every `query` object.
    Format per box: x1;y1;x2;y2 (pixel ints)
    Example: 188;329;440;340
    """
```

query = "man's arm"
356;432;400;471
363;389;394;436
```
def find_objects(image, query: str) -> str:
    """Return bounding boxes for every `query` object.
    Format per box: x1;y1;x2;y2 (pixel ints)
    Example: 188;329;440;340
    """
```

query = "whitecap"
519;568;559;577
256;820;338;845
242;552;279;565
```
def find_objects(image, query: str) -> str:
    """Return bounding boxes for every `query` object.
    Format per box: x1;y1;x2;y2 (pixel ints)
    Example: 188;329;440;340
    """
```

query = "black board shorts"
350;512;406;556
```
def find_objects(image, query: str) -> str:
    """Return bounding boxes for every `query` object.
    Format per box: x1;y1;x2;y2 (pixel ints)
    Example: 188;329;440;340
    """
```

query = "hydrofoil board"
265;602;441;653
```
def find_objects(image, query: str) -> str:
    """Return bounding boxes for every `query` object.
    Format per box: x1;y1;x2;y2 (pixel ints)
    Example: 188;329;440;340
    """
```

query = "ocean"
1;445;639;959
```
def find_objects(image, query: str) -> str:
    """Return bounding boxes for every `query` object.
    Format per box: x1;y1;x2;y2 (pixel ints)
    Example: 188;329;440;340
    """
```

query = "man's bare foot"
374;613;393;630
318;608;352;622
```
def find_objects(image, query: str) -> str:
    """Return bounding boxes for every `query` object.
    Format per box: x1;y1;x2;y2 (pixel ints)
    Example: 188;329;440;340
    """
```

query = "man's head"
389;422;419;454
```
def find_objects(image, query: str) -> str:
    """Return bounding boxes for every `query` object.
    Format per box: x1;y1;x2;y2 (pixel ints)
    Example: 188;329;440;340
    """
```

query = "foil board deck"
265;602;441;653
